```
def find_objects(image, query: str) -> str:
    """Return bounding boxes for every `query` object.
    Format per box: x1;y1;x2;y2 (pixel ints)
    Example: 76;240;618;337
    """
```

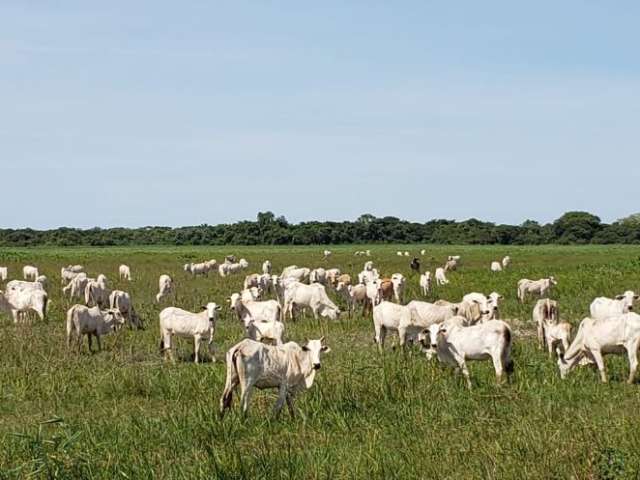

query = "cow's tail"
66;305;77;346
503;327;514;374
220;345;243;416
41;294;49;321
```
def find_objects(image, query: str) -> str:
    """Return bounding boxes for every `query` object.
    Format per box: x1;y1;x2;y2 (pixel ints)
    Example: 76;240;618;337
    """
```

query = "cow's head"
302;337;331;370
105;309;125;327
319;304;340;321
227;293;241;310
202;302;221;322
549;276;557;285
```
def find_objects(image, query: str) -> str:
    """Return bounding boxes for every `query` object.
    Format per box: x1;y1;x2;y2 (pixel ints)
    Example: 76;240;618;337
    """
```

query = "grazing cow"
402;301;459;346
63;273;90;300
0;267;7;282
448;255;461;262
396;251;403;257
206;259;218;271
85;274;110;308
533;299;559;349
156;274;174;303
283;282;340;321
262;260;272;275
219;338;330;418
517;277;557;303
61;266;83;285
230;293;281;324
109;290;142;329
420;318;514;389
434;299;486;325
159;303;221;363
0;280;48;322
590;291;638;319
119;264;132;281
435;268;449;286
410;258;421;274
491;261;502;272
336;282;370;316
281;267;311;284
365;250;371;256
558;313;640;383
420;249;426;256
419;272;432;296
189;262;210;277
309;268;327;285
66;305;125;352
390;273;406;304
544;322;572;359
322;250;332;260
23;265;39;281
372;301;413;350
502;256;511;269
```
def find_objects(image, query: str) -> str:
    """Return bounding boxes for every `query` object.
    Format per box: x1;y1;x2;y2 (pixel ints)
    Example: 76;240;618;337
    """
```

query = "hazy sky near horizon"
1;1;639;229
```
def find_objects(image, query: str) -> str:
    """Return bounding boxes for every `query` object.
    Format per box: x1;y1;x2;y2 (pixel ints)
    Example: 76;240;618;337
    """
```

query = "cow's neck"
298;350;317;389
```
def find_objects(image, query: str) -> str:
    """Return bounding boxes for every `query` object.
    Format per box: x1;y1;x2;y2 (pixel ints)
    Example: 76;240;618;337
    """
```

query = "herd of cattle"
1;251;639;418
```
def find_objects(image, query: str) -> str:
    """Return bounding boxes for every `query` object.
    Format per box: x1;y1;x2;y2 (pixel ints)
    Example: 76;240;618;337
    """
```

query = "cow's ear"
302;345;310;351
616;295;625;300
201;306;207;310
634;295;640;300
321;346;331;353
215;305;222;311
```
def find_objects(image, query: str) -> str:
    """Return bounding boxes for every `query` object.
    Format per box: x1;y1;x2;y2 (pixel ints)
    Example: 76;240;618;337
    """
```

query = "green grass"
2;245;640;479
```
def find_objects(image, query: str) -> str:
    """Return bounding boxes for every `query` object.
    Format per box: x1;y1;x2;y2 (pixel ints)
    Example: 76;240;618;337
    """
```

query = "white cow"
309;268;327;285
558;313;640;383
61;266;82;285
400;301;459;347
219;338;330;418
590;291;638;320
85;274;110;308
63;273;90;300
0;267;7;282
159;303;221;363
281;267;311;284
109;290;142;329
404;251;410;257
390;273;406;304
420;249;426;256
0;280;48;322
396;251;403;257
532;298;559;349
156;274;174;303
419;272;432;296
358;268;380;285
230;293;281;324
243;273;260;290
262;260;272;275
490;261;502;272
372;301;413;350
23;265;39;281
322;250;332;260
420;318;514;389
502;256;511;269
189;262;210;277
517;277;557;302
444;259;457;272
435;267;449;286
246;319;285;346
119;264;132;281
66;305;125;352
544;322;572;359
463;292;502;321
283;282;340;321
325;268;341;287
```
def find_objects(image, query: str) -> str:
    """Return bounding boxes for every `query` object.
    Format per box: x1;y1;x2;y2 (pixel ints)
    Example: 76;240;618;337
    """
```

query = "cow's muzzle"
313;363;321;370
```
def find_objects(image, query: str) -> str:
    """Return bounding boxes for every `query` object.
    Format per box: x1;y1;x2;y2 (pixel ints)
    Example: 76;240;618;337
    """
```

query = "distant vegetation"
2;211;639;246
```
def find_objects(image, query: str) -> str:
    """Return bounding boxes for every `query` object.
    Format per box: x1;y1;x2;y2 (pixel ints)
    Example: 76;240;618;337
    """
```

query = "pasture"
1;245;640;479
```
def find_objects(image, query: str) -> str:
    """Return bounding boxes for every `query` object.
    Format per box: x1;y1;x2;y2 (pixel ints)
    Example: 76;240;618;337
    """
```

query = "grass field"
1;245;640;479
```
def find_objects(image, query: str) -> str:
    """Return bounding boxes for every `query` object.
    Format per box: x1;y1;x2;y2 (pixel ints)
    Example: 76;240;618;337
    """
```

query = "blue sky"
1;1;638;228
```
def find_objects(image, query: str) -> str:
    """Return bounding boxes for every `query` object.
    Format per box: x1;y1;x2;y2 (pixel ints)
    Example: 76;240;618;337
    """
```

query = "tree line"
1;211;639;247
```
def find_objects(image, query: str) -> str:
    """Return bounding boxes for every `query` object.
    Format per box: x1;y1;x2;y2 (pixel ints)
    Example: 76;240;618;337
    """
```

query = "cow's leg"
193;335;201;363
547;336;555;358
286;394;296;418
626;343;639;384
491;352;504;384
96;334;102;352
239;380;255;416
273;383;288;417
590;349;607;383
87;334;94;353
77;333;83;353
